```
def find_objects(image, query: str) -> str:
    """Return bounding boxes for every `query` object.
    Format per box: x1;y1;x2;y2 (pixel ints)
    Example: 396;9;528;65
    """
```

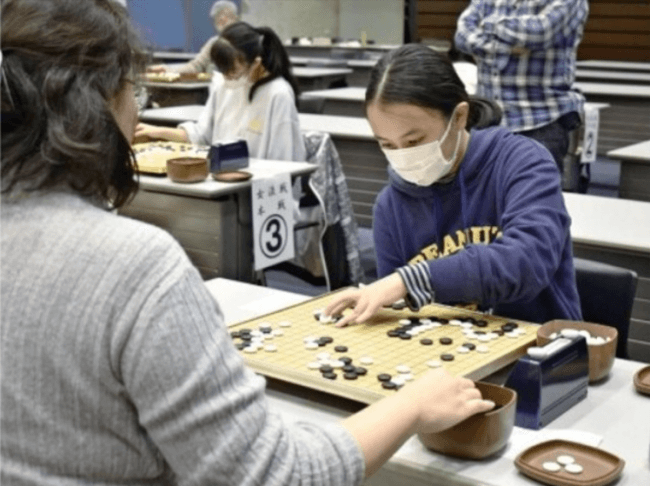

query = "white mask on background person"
382;111;462;186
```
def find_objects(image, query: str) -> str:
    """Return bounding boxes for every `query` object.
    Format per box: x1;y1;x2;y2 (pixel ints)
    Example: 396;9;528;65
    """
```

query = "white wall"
338;0;403;45
241;0;403;45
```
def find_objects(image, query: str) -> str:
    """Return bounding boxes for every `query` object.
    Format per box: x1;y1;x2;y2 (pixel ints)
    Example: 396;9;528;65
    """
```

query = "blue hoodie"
373;126;582;324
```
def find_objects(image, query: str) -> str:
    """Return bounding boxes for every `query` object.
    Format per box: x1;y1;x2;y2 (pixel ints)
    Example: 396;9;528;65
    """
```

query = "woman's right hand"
147;64;168;73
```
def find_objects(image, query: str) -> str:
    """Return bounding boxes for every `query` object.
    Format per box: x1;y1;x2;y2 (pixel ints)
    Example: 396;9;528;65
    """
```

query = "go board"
133;142;208;174
229;291;539;404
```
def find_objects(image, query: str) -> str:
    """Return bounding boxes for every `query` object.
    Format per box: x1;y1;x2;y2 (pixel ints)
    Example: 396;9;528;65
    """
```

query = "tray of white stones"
514;439;624;486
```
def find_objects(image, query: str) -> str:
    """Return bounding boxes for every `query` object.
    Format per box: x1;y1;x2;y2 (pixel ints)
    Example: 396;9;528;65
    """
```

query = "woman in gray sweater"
0;1;494;484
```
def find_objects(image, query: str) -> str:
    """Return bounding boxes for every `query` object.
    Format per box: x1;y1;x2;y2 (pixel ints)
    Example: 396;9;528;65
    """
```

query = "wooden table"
119;159;315;281
205;277;650;486
563;192;650;362
607;140;650;203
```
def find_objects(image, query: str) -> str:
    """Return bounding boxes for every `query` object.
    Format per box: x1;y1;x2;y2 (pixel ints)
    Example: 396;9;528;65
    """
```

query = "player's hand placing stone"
325;273;407;327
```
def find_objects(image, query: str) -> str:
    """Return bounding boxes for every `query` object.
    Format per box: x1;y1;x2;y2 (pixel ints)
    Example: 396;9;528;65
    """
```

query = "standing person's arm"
168;37;218;74
454;0;495;59
485;0;588;51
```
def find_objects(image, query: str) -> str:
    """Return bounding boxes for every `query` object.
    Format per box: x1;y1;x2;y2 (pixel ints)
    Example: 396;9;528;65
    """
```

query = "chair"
573;257;638;359
265;131;364;292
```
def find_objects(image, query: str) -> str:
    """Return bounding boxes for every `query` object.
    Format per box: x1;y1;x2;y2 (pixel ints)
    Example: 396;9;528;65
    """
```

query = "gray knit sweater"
1;192;364;485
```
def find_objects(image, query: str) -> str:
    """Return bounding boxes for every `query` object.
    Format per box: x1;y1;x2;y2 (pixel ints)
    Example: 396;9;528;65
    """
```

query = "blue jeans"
519;112;581;173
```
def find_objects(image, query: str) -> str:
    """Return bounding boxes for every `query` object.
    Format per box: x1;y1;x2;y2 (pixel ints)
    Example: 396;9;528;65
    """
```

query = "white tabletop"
299;113;374;139
205;277;650;486
137;159;315;199
142;81;211;90
347;59;379;68
576;70;650;83
290;56;348;67
301;86;366;101
564;192;650;254
152;51;196;61
575;81;650;98
140;105;204;125
607;140;650;163
577;60;650;72
292;66;353;78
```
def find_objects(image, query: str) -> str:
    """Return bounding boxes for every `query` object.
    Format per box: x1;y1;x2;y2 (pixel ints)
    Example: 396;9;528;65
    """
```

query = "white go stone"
264;345;277;352
243;347;257;354
560;328;581;339
587;336;606;345
402;373;414;381
550;332;558;339
392;376;406;386
556;455;575;465
476;345;490;353
279;321;292;328
330;360;345;369
456;346;470;354
578;330;591;339
303;336;318;343
307;361;322;369
399;319;412;326
272;329;284;337
426;360;442;368
313;308;324;316
450;320;463;326
304;342;319;350
564;463;584;474
542;461;561;472
478;335;491;342
359;356;374;365
316;352;331;361
251;330;263;337
420;319;432;325
396;365;411;374
319;314;334;324
506;332;519;338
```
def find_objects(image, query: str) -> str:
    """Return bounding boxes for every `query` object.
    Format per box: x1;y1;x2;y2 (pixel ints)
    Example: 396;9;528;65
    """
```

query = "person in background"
325;44;581;327
454;0;589;174
1;2;495;484
136;21;306;162
448;41;478;96
148;0;239;73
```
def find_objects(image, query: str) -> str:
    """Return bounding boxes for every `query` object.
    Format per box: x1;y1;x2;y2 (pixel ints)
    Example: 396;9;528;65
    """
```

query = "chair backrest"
303;131;364;289
573;257;638;359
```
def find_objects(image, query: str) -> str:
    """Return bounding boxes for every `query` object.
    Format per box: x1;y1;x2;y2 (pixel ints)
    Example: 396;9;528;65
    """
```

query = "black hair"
1;0;147;208
366;44;501;130
210;21;299;104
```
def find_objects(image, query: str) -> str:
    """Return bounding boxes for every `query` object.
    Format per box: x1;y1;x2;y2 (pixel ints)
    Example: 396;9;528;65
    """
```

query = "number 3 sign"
252;174;295;270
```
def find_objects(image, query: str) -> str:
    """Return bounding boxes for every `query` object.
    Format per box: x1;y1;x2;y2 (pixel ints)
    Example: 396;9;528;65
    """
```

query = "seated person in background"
325;44;582;327
1;2;494;484
136;22;306;162
148;0;239;74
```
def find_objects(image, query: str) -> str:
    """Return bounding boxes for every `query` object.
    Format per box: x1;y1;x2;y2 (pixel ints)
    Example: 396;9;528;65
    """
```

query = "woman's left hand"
324;273;407;327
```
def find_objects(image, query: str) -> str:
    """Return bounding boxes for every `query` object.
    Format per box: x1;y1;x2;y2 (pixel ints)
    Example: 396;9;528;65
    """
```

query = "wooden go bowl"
418;381;517;459
537;320;617;383
166;157;208;183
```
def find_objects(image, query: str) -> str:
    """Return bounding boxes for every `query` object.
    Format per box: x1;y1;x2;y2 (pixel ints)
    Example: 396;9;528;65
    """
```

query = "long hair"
1;0;147;208
211;21;299;104
366;44;501;130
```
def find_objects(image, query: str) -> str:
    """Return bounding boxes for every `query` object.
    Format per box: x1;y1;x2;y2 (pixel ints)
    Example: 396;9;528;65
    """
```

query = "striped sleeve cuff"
396;262;435;311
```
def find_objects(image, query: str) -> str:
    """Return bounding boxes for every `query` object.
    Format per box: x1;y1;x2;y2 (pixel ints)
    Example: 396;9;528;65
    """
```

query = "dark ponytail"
211;22;299;104
366;44;501;130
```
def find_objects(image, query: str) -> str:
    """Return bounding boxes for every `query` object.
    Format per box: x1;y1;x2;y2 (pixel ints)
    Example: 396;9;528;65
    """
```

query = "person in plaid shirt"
454;0;588;173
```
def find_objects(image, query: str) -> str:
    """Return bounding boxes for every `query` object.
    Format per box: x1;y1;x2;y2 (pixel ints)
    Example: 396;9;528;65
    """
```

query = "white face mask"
381;113;462;186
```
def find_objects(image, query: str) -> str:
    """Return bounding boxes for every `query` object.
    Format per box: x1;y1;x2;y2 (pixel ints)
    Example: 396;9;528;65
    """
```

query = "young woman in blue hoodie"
326;44;581;326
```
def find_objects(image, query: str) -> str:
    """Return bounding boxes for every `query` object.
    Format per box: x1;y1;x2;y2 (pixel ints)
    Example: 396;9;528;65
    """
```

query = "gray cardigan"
1;192;364;485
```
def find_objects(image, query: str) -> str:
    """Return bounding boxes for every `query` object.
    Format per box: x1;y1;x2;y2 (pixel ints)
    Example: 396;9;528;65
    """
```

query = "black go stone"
462;342;476;350
501;324;515;332
506;321;519;328
235;342;247;351
420;338;433;345
322;372;337;380
391;301;407;310
474;330;486;335
355;367;368;376
230;331;241;339
240;334;252;341
343;372;358;380
438;318;449;325
239;328;251;334
409;317;420;323
319;336;334;344
319;364;333;373
476;320;488;328
387;330;401;338
382;381;398;390
339;357;353;365
260;326;272;334
334;345;348;353
439;337;453;345
441;354;455;361
377;373;392;382
342;364;356;373
399;334;412;340
317;340;328;347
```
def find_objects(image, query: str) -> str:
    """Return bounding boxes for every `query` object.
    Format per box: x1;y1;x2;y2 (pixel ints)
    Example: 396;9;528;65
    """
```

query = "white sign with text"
581;106;600;163
252;174;295;270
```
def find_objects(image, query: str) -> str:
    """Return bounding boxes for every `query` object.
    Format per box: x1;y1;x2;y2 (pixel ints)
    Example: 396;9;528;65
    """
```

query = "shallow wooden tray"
633;365;650;395
514;439;624;486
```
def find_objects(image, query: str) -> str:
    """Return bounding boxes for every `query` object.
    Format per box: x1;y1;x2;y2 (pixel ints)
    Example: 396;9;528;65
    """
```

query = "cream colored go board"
229;291;538;404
